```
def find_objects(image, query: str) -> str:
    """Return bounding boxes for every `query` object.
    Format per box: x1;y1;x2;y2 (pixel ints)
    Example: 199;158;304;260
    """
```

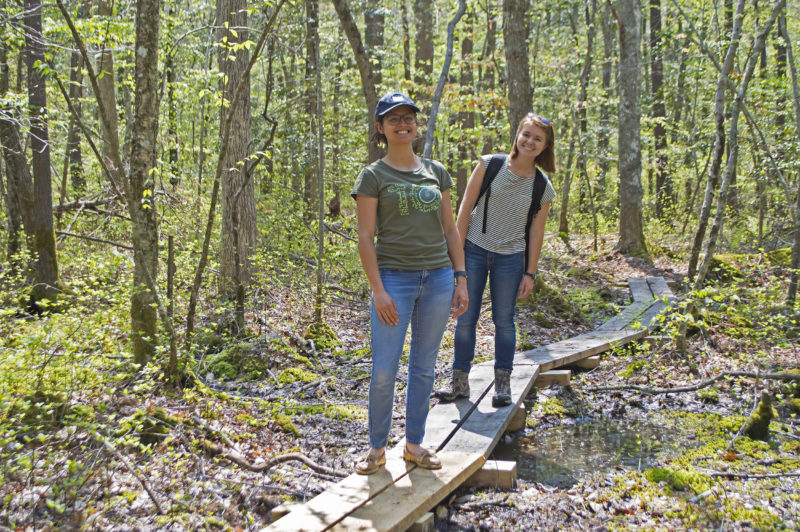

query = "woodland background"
1;0;799;529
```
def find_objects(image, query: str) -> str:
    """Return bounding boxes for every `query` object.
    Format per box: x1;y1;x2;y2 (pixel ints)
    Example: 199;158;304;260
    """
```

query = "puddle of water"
491;417;698;488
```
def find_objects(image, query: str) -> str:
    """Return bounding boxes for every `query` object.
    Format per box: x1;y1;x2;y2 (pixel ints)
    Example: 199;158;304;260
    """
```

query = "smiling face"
376;105;418;145
514;122;549;160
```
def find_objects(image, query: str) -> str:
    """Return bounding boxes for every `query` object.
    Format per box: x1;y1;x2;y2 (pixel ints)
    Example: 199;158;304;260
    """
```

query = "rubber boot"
433;369;470;402
492;368;512;407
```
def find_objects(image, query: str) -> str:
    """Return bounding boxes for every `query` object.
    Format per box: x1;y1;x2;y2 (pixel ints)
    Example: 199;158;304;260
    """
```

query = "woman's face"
377;105;417;145
515;122;548;159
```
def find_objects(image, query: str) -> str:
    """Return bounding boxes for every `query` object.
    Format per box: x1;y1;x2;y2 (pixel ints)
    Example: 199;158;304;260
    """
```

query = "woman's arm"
441;189;469;318
455;161;487;249
356;195;398;326
518;201;551;299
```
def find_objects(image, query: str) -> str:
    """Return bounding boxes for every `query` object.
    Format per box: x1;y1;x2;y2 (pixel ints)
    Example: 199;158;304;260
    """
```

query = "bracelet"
454;270;467;279
523;272;537;280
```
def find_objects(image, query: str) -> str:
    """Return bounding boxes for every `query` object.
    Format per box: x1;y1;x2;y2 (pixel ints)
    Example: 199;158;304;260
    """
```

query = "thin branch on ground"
99;437;165;515
588;371;800;394
202;441;348;478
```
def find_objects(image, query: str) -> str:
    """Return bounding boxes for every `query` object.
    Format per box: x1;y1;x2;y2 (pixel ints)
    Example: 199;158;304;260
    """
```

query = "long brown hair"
509;113;557;173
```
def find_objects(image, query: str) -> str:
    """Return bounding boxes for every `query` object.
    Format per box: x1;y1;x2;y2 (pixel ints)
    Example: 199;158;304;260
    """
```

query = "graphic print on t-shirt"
387;184;441;216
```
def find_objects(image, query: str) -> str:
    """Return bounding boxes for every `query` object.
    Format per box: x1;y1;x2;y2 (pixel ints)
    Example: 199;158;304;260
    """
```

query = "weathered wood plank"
438;366;539;457
331;452;485;532
646;276;676;300
571;355;600;369
628;277;654;302
534;370;571;387
595;301;650;331
263;447;408;532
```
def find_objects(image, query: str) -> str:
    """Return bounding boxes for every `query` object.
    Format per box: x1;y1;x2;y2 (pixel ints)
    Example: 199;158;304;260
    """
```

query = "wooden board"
263;447;404;531
647;276;676;300
534;370;571;387
595;301;650;331
331;452;484;532
520;330;632;370
571;356;600;369
438;366;539;457
628;277;654;302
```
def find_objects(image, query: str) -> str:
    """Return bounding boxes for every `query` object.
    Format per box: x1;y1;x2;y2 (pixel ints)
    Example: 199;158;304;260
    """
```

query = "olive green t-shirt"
351;158;454;270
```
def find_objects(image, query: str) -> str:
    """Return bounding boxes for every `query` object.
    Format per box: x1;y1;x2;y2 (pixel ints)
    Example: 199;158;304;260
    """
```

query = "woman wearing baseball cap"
350;93;469;475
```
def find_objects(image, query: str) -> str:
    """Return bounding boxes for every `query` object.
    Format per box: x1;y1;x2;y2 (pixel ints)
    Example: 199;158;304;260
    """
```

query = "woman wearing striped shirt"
441;113;557;407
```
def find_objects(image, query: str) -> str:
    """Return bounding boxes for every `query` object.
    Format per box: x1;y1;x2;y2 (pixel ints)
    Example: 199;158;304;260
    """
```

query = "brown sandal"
403;446;442;470
355;450;386;475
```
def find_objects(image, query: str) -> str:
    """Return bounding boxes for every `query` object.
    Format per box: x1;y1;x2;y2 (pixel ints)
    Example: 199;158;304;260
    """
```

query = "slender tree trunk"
503;0;532;139
456;7;475;210
615;0;648;258
164;4;178;186
650;0;671;218
304;0;320;214
687;0;745;280
129;0;161;363
24;0;62;304
778;14;800;306
97;0;122;192
479;2;497;155
401;0;411;81
0;6;23;262
64;2;87;193
598;2;615;192
331;0;379;162
424;0;466;159
217;0;256;298
329;28;344;217
695;0;783;289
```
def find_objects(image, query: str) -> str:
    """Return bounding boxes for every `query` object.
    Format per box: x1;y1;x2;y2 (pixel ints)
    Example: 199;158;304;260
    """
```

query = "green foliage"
277;367;320;385
697;387;719;404
620;360;646;378
643;467;711;493
273;414;299;437
304;321;340;351
744;394;777;441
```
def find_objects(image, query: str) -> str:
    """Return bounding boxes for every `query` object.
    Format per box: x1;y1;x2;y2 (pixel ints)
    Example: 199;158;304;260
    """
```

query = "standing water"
491;417;698;487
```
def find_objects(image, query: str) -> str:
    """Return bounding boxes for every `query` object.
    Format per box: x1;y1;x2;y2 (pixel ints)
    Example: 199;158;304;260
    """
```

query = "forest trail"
264;277;675;532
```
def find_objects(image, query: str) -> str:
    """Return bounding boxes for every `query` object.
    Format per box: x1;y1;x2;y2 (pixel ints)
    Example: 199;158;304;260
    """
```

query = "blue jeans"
454;240;524;373
368;266;454;450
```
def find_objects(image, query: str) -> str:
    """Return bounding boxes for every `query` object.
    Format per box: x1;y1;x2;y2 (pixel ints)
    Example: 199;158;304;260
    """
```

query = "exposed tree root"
202;440;347;478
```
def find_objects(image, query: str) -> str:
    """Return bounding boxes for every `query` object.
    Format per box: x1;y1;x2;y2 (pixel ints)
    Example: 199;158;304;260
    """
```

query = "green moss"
620;360;646;378
6;391;69;434
744;393;777;441
697;388;719;404
786;398;800;416
533;311;554;328
277;367;320;385
523;278;586;323
765;247;791;267
539;398;571;418
285;403;367;421
643;467;711;493
565;267;595;281
115;408;176;446
273;413;300;436
193;328;222;353
207;341;272;381
304;321;341;351
292;353;314;368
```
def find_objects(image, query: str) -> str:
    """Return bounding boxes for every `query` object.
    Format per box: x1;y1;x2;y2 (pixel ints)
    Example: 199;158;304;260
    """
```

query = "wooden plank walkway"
264;277;675;532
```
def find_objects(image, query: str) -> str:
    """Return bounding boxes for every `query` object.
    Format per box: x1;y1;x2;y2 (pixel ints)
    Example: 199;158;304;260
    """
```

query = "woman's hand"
373;289;399;326
452;281;469;318
518;275;535;299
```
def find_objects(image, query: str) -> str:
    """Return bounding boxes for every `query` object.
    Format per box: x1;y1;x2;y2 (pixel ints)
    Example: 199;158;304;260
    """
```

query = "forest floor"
2;234;799;531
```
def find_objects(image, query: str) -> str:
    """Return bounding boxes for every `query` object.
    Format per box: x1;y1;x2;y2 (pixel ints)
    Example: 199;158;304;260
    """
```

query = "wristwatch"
454;270;467;280
523;272;537;280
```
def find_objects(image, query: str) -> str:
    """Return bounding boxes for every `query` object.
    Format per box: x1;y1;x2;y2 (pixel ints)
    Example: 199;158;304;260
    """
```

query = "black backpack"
473;154;547;269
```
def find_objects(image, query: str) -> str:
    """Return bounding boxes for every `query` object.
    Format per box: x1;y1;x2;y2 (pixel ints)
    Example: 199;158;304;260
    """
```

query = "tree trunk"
778;13;800;305
456;7;475;210
687;0;745;280
64;2;87;194
479;2;497;154
304;0;320;214
401;0;411;81
24;0;62;304
128;0;161;363
614;0;648;258
598;1;615;192
365;5;384;87
650;0;671;219
97;0;122;192
414;0;434;92
217;0;256;298
503;0;532;139
695;0;783;289
0;7;23;262
331;0;380;162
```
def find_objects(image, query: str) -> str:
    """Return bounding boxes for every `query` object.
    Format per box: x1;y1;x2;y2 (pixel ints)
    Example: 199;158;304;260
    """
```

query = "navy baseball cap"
375;93;420;119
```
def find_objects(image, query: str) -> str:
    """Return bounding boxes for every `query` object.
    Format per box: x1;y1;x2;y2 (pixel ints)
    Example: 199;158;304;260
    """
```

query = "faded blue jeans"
368;266;454;450
454;239;524;373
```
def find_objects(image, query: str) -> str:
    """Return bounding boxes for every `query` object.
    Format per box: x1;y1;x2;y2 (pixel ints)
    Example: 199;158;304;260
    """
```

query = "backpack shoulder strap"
476;154;507;233
524;169;548;269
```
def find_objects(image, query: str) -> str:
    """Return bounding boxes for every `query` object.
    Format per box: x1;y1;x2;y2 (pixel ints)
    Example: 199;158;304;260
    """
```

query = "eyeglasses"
528;113;552;125
384;114;417;126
